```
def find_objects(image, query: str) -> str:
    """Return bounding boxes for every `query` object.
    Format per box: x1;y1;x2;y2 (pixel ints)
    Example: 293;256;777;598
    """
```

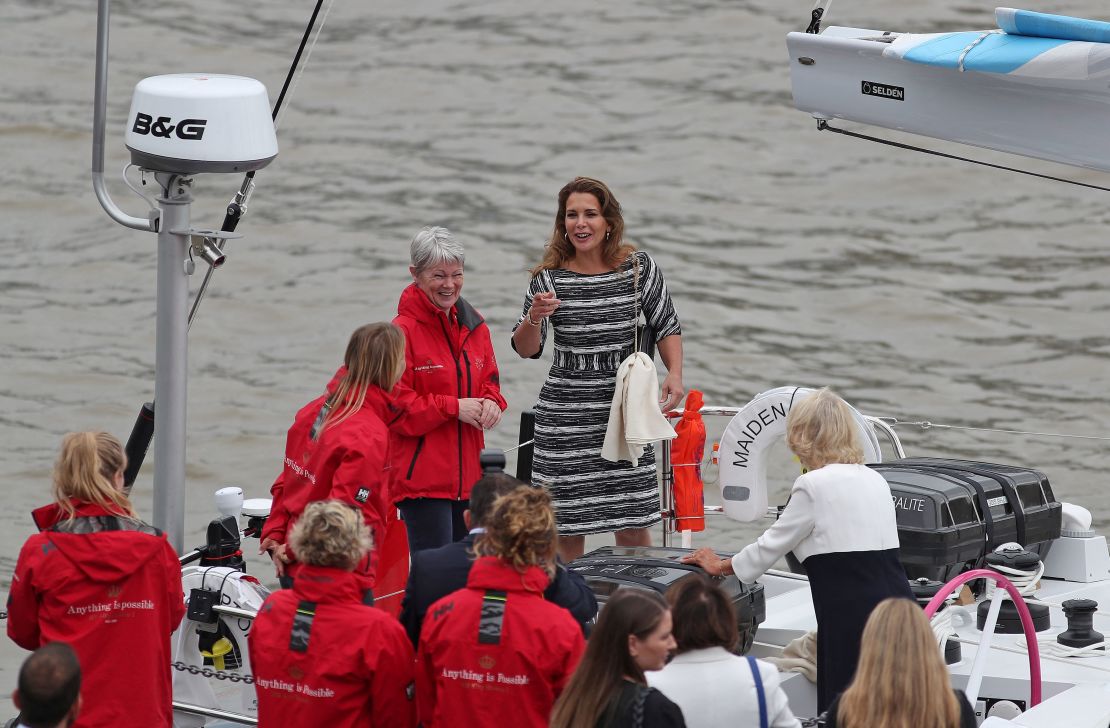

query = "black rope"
272;0;327;123
816;119;1110;194
219;0;329;233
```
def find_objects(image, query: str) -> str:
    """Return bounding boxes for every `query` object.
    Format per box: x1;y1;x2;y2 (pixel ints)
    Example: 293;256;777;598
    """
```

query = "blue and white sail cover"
885;8;1110;80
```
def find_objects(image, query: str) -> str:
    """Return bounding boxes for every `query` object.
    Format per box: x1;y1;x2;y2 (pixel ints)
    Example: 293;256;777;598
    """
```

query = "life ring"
717;386;882;522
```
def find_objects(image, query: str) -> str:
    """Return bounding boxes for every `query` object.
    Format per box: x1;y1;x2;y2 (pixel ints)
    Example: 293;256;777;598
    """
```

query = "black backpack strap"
477;590;507;645
289;601;317;653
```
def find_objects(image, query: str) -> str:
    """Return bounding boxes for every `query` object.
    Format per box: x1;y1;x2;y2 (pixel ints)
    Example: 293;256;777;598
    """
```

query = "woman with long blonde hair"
8;432;186;727
827;598;975;728
260;322;407;592
416;486;585;728
684;388;913;711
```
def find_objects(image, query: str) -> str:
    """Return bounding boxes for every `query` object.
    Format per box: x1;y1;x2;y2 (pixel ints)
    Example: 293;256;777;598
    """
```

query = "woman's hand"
458;398;485;428
681;547;731;577
529;291;561;321
261;540;291;578
478;399;503;430
659;370;684;414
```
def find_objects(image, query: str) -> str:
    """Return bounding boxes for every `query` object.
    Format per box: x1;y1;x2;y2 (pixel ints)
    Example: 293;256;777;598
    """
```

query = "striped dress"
514;251;682;536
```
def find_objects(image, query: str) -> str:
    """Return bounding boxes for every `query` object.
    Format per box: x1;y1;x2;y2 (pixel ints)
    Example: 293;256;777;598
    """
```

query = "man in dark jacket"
12;642;82;728
399;472;597;646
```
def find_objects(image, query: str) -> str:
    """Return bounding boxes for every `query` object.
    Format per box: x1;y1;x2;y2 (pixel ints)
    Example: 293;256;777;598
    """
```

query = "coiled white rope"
980;557;1108;658
984;559;1043;602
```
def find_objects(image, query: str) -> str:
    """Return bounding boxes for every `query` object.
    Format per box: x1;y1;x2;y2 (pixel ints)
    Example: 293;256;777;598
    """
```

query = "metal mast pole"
153;173;192;551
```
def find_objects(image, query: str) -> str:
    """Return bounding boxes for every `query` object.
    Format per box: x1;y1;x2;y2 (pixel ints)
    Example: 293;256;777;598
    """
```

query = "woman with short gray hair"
390;226;507;553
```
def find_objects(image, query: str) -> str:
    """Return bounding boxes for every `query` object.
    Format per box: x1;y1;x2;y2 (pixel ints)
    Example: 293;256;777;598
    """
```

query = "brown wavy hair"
474;486;556;579
52;432;135;519
530;177;635;275
786;387;864;471
837;598;961;728
323;323;406;434
550;589;669;728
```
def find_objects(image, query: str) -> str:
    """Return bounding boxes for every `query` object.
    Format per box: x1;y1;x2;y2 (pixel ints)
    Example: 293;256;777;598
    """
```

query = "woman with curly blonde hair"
416;487;585;728
250;501;416;728
684;388;912;711
827;598;975;728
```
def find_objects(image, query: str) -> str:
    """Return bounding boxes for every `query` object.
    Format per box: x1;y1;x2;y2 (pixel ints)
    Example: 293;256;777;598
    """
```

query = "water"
3;0;1110;712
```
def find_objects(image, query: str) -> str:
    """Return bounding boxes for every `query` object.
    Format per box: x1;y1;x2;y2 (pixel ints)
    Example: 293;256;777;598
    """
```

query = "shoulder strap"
746;655;769;728
632;254;641;352
631;684;649;728
289;601;318;653
477;589;507;645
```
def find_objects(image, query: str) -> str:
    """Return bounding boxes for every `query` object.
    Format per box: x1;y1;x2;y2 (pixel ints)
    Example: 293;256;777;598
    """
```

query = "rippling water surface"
3;0;1110;708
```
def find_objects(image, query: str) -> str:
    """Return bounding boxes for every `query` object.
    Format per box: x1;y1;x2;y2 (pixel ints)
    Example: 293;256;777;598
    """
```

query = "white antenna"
92;0;278;550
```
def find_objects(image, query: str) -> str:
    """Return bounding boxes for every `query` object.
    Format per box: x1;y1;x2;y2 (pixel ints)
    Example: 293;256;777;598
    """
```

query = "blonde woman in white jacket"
682;388;913;712
648;574;801;728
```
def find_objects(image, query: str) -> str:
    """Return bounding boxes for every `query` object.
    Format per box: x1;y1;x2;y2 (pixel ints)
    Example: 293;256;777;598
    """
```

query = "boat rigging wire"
189;0;337;324
816;120;1110;194
879;417;1110;443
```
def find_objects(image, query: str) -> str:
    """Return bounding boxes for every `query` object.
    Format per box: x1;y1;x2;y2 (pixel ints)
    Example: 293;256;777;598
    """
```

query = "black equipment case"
871;458;1062;582
569;546;766;653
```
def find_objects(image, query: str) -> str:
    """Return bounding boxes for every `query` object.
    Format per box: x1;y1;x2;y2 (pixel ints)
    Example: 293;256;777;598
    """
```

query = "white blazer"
731;463;902;583
648;647;802;728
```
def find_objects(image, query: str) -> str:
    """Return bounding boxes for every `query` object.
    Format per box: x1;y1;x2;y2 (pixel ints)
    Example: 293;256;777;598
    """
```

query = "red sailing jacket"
416;557;585;728
391;284;507;503
261;376;397;585
8;500;186;728
248;565;416;728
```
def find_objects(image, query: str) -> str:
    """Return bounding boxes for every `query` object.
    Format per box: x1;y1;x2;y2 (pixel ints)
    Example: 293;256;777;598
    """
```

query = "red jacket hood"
466;556;551;594
290;564;366;604
397;283;485;331
31;500;171;584
324;365;401;420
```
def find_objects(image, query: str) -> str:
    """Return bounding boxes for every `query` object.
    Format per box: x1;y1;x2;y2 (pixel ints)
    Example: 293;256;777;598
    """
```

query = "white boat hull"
787;27;1110;172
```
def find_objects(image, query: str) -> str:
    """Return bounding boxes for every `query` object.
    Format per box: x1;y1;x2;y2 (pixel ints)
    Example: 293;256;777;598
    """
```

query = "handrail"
172;701;256;725
923;569;1042;707
94;0;158;231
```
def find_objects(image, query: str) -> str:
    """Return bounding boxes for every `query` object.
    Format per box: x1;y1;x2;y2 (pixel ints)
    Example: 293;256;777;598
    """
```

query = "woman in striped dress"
512;177;683;561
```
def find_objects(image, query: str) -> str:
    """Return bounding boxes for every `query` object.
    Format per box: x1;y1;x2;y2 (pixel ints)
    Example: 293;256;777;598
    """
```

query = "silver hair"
410;226;465;273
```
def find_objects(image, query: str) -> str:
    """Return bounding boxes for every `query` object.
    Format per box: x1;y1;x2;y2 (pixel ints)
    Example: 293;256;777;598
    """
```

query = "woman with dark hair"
683;388;913;711
512;177;683;561
649;575;800;728
8;432;185;727
825;598;975;728
391;226;507;553
260;322;407;588
550;589;686;728
416;487;584;728
250;501;416;728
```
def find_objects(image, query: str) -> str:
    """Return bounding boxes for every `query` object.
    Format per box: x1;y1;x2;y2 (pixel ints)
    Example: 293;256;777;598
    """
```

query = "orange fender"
671;390;706;532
